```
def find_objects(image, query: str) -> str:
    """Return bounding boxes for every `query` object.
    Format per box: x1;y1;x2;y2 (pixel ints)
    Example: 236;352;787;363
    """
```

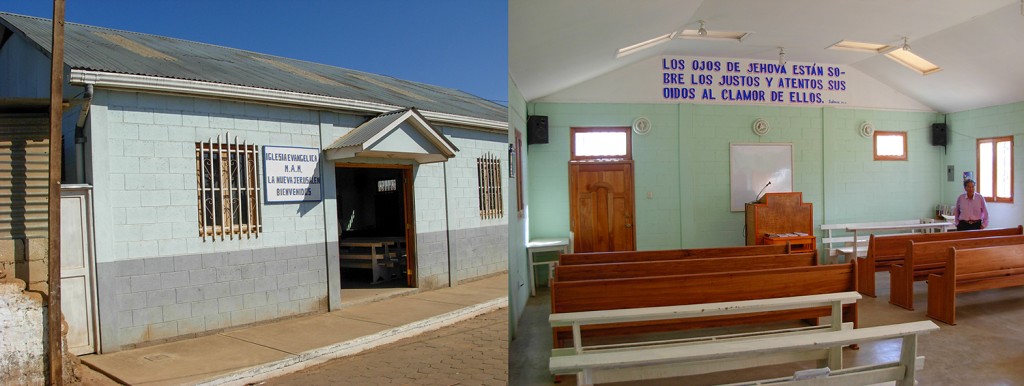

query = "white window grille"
196;134;262;240
477;154;503;219
378;179;397;193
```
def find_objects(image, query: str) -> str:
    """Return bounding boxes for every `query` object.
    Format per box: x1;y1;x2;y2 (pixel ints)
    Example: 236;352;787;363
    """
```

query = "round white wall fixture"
632;117;651;135
752;118;770;136
860;121;875;138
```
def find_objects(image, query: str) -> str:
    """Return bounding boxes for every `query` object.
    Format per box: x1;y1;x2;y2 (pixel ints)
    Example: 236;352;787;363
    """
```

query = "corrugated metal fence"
0;113;50;239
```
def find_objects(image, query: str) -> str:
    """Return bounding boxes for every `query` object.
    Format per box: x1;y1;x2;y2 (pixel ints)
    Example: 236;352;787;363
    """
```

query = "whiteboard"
730;143;793;211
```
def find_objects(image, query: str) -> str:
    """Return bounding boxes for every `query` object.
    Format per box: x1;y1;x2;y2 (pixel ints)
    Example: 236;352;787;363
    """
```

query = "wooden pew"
857;226;1023;297
889;235;1024;310
554;252;817;282
928;243;1024;325
550;261;858;350
559;244;791;266
549;292;860;383
551;320;937;386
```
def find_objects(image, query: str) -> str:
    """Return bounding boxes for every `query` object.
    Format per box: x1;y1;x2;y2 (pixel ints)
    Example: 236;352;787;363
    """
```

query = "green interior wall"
526;102;949;253
507;76;529;338
945;101;1024;229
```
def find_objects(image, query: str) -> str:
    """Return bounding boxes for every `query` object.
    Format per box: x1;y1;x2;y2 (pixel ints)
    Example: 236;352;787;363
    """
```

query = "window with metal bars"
196;135;262;240
377;179;397;193
477;154;503;219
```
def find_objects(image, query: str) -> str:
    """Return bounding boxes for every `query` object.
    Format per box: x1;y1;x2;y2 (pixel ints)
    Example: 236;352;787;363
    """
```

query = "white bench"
551;319;937;385
821;219;948;264
549;292;862;384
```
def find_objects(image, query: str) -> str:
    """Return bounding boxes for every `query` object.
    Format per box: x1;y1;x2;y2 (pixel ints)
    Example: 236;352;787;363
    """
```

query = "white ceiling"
510;0;1024;113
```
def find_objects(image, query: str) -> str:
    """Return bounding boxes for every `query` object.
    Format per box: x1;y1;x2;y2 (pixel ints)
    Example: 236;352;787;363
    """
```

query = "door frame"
568;126;636;253
334;163;417;287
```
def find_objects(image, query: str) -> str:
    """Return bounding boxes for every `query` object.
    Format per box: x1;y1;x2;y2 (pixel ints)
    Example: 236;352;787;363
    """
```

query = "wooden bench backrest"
869;226;1023;261
950;244;1024;277
909;235;1024;266
554;252;816;282
552;263;856;313
559;244;789;266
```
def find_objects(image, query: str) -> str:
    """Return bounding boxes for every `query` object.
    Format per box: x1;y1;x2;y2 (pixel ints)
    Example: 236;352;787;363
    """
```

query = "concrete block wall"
441;127;509;283
449;225;507;284
90;91;330;350
412;162;451;289
946;101;1024;229
0;238;49;295
97;244;327;349
527;102;945;250
97;91;325;260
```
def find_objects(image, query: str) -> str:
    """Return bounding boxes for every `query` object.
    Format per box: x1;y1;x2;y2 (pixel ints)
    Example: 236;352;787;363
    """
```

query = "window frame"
570;126;632;161
515;129;525;218
477;153;504;219
976;136;1014;203
196;139;262;240
873;130;908;161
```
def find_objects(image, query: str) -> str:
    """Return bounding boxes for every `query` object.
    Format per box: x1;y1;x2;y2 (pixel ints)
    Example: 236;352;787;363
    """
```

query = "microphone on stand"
754;181;772;202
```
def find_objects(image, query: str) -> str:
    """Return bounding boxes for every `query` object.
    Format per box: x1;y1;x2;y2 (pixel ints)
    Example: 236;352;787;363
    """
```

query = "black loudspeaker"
527;115;549;145
931;123;948;146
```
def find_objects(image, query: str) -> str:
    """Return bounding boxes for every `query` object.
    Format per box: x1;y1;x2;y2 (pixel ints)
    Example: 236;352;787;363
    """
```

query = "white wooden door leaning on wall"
60;185;97;355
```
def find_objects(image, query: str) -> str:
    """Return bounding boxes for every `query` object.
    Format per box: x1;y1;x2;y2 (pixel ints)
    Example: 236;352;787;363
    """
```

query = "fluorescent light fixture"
677;28;751;41
884;40;941;75
826;40;892;53
616;33;674;58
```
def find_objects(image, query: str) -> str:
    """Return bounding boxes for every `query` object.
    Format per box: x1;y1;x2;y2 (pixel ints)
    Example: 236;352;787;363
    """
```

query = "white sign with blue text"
263;146;322;203
660;56;850;106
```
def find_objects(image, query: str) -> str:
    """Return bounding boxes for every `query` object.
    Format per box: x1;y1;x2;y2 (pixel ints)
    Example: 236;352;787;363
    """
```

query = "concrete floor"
510;271;1024;385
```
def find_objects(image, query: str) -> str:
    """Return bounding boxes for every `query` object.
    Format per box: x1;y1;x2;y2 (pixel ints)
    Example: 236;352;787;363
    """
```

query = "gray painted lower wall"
415;230;451;290
96;226;506;352
96;243;328;352
450;225;508;284
414;224;508;290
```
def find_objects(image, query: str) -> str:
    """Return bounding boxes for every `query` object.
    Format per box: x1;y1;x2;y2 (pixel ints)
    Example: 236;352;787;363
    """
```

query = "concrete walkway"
82;274;507;385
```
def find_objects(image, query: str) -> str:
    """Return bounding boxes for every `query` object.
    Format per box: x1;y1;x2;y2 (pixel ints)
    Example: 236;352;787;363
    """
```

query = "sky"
1;0;508;105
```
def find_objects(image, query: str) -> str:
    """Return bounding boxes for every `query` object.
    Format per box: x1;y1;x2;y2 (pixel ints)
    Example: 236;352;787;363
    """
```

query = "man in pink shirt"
954;179;988;231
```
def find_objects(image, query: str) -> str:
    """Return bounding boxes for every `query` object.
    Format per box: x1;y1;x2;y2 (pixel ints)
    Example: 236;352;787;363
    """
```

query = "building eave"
68;69;508;133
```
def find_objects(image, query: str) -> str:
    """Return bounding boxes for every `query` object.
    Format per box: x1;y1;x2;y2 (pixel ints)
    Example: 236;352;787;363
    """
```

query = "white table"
845;222;953;262
527;238;571;296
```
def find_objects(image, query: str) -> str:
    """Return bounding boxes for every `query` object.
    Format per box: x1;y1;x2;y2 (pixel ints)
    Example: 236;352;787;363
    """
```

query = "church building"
0;12;508;354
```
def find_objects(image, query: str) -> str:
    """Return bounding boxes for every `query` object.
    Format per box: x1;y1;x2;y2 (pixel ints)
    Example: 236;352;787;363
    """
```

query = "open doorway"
336;164;416;304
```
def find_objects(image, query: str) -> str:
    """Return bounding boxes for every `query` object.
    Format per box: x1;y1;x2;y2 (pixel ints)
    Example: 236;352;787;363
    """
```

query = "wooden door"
61;186;97;355
569;161;635;253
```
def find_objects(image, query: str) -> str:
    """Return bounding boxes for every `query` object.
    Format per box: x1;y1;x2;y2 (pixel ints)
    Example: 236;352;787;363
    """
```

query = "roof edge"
68;69;508;132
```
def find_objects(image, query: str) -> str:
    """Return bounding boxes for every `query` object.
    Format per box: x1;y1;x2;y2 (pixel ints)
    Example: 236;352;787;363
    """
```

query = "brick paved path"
263;309;507;385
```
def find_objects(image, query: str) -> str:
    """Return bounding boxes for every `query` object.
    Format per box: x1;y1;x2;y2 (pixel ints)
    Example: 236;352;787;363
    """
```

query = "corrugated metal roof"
328;109;410;150
326;108;458;153
0;12;507;124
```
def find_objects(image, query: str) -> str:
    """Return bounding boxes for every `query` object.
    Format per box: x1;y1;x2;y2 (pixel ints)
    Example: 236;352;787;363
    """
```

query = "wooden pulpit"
745;192;814;251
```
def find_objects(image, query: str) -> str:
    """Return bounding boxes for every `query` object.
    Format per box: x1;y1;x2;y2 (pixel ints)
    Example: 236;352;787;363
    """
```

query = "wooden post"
47;0;66;384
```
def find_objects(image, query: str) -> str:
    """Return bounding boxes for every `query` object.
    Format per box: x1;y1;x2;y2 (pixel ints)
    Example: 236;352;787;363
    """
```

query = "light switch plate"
947;165;954;182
